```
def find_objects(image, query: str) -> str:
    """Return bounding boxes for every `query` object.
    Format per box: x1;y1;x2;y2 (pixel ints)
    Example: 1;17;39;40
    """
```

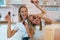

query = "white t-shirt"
13;20;28;37
33;25;44;40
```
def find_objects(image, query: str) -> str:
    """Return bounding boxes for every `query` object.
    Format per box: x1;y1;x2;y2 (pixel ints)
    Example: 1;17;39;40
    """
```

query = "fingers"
5;15;9;21
5;14;11;22
24;22;29;29
31;0;39;7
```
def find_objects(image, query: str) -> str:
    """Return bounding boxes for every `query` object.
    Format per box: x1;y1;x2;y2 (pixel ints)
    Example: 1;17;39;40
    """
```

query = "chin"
24;17;27;19
33;23;39;25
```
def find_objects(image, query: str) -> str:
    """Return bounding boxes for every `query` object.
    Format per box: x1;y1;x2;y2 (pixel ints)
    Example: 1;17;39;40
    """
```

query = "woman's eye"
35;2;38;3
25;10;27;12
21;11;24;13
33;17;36;19
35;1;39;3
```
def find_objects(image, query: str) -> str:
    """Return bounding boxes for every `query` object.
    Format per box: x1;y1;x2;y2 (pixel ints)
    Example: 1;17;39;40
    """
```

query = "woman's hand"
36;14;44;18
23;22;29;30
5;14;11;23
31;0;40;8
23;21;33;38
33;1;39;7
31;0;46;14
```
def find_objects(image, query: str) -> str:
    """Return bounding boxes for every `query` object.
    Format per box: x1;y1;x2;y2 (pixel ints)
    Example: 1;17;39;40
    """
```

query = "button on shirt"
13;20;28;37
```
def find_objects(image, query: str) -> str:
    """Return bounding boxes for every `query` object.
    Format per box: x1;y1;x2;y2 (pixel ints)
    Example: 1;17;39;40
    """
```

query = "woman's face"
20;7;28;20
29;15;40;25
31;0;39;5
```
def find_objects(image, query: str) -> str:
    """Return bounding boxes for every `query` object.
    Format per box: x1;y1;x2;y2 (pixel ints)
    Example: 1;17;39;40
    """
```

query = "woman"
31;0;58;24
28;15;44;40
5;6;32;40
31;0;46;14
28;13;53;40
31;0;52;24
27;0;53;40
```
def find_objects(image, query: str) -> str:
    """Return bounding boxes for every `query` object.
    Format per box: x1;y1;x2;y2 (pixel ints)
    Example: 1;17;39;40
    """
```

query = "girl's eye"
34;1;38;3
21;11;24;13
33;16;36;19
31;0;34;3
35;1;38;3
25;10;27;12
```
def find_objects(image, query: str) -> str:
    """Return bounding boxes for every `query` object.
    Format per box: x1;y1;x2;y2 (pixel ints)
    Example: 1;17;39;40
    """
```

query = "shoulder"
13;22;23;28
15;22;23;26
13;22;24;30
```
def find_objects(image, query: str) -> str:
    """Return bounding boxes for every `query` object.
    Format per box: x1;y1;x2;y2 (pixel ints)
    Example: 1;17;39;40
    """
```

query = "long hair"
18;6;28;22
28;15;42;35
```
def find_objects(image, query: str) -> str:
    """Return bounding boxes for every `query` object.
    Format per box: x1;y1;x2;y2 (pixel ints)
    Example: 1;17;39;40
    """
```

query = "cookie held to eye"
31;0;34;3
23;21;25;25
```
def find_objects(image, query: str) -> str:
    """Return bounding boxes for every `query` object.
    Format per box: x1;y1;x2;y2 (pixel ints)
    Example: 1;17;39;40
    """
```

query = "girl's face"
31;0;39;5
20;7;28;20
29;15;40;25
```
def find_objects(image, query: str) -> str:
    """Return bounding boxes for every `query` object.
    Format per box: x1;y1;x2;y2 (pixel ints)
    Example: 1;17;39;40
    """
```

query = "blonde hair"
18;6;28;22
28;15;42;35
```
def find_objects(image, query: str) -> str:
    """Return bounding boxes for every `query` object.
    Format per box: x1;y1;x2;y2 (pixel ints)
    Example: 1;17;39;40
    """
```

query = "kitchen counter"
0;21;15;24
43;24;60;40
52;22;60;24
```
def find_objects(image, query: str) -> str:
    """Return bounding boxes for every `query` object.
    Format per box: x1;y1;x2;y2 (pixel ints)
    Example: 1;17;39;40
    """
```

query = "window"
0;0;6;7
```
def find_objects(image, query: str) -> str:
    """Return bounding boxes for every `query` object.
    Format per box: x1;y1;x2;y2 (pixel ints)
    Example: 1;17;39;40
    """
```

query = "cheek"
29;17;33;21
30;18;33;21
32;20;37;24
37;20;40;23
20;13;23;16
26;12;28;15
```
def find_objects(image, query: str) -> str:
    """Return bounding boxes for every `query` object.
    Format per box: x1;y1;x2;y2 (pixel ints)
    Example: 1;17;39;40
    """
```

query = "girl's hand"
34;2;39;7
24;22;29;30
31;0;40;8
37;13;45;18
5;14;11;23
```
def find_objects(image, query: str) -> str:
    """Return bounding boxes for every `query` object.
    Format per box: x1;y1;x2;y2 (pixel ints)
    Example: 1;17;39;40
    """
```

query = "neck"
22;18;25;21
36;24;40;26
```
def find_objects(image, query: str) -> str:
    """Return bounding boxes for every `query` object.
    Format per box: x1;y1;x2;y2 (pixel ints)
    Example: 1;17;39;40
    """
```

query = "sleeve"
13;23;25;32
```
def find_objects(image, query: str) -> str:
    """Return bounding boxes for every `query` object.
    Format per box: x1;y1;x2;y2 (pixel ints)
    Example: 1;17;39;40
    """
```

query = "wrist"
39;14;44;18
41;15;45;19
38;6;41;8
8;21;11;24
26;27;29;30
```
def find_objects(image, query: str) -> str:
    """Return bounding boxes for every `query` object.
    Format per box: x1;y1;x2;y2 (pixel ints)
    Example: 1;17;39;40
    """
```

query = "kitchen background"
0;0;60;40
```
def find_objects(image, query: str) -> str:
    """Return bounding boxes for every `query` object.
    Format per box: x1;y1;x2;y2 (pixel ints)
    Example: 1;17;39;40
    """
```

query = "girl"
31;0;54;24
6;6;32;40
27;0;53;40
31;0;52;24
28;14;55;40
28;15;43;40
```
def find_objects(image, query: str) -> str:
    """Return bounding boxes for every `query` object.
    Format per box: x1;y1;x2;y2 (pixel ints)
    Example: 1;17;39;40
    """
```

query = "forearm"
7;21;12;38
37;6;46;14
7;22;17;38
42;16;53;24
26;28;33;38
